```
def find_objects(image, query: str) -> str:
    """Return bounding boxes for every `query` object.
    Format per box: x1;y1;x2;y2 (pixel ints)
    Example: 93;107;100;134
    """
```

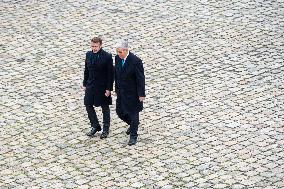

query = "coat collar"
92;48;103;55
123;51;130;61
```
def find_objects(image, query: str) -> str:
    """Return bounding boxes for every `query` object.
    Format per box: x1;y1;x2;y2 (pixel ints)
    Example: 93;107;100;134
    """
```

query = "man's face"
91;42;102;53
116;48;128;59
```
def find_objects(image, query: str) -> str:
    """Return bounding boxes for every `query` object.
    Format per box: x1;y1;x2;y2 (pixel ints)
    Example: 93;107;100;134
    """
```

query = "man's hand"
105;90;111;97
139;96;145;102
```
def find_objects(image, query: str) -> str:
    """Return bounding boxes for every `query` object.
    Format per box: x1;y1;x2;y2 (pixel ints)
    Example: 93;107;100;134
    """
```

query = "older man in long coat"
115;40;146;145
83;37;114;139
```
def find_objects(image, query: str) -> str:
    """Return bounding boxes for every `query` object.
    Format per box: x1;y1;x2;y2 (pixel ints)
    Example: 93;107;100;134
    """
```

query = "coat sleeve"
106;54;114;91
135;58;146;97
83;53;89;87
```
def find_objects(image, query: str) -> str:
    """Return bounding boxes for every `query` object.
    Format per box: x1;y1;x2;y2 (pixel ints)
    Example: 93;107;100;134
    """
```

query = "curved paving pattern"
1;0;283;188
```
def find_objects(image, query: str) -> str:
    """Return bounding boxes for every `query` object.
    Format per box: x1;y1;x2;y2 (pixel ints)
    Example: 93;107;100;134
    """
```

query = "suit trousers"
86;104;110;131
116;108;139;139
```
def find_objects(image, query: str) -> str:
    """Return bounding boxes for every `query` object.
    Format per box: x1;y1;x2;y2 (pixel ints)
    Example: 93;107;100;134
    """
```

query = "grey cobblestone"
1;0;284;188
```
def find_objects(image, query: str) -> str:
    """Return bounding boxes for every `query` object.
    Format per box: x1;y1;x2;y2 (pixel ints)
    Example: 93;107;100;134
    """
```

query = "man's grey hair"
115;39;129;49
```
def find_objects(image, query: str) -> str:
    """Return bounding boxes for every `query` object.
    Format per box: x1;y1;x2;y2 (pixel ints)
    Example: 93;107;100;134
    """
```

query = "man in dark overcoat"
114;39;146;145
83;37;114;139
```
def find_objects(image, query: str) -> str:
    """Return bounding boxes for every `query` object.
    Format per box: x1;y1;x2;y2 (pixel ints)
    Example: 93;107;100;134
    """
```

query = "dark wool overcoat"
115;52;145;114
83;49;114;107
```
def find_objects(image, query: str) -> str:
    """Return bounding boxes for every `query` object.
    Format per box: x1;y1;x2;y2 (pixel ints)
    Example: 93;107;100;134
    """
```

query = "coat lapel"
121;58;128;72
121;52;132;73
117;57;123;74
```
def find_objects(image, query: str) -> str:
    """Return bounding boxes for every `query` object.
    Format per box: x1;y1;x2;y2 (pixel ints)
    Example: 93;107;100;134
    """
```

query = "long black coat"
115;52;145;114
83;49;114;107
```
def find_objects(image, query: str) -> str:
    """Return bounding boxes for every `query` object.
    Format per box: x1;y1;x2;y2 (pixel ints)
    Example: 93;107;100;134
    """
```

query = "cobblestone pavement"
1;0;283;188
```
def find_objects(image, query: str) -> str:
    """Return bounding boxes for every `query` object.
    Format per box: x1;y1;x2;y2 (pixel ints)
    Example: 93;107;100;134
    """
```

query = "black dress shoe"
86;127;101;137
128;138;137;146
100;132;109;139
126;127;130;135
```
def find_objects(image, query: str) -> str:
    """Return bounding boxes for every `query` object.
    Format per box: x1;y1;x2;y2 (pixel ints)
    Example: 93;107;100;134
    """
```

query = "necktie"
121;59;125;67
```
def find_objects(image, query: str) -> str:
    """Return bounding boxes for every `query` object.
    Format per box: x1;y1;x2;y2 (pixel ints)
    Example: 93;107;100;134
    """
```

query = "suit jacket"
115;52;145;113
83;49;114;106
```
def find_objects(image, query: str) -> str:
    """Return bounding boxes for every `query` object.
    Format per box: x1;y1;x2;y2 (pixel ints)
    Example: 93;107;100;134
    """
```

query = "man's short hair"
91;37;102;45
115;39;129;49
